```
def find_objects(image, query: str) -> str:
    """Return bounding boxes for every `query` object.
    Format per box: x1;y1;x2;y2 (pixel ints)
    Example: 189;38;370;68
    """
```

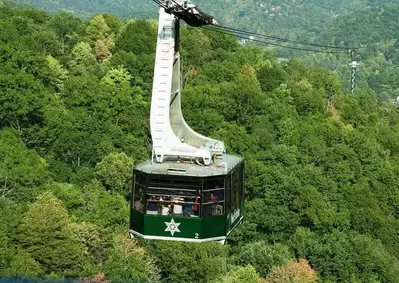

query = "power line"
152;0;356;54
152;0;167;9
154;0;184;10
211;24;356;51
202;26;349;54
171;0;183;8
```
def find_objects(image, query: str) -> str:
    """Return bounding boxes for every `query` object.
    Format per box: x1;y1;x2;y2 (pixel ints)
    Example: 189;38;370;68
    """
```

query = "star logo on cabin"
164;218;181;236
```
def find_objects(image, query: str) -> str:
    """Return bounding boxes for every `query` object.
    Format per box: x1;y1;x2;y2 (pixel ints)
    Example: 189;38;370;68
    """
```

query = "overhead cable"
152;0;167;9
202;26;349;54
171;0;184;8
152;0;356;54
211;24;356;51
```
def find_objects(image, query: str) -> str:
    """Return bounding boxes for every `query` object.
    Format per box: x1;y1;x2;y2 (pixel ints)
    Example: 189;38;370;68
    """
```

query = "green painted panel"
227;207;243;232
144;215;202;239
142;215;229;240
201;215;226;238
130;209;144;233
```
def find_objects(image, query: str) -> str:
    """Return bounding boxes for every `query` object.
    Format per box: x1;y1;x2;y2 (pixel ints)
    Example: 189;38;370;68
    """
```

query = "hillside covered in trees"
2;2;399;283
301;4;399;99
7;0;399;99
7;0;399;34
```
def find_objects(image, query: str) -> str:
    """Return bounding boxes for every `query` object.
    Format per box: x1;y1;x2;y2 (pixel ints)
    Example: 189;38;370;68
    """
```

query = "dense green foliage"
318;5;399;46
6;0;399;33
7;0;156;19
303;4;399;99
1;3;399;283
7;0;399;98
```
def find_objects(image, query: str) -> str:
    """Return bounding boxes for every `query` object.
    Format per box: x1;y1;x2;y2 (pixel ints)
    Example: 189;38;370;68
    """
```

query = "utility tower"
349;50;360;94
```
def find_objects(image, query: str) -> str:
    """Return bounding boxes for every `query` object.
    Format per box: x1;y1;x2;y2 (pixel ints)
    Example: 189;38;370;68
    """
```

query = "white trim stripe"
129;230;226;243
227;216;244;236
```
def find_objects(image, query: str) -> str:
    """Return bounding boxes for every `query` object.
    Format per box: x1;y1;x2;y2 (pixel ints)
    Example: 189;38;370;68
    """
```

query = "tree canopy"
1;3;399;283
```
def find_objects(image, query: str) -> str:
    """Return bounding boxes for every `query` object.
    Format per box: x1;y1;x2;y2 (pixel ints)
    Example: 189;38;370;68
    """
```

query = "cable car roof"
135;154;243;177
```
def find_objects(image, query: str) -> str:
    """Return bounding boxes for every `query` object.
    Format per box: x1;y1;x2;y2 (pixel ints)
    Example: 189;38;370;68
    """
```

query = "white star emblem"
164;218;181;236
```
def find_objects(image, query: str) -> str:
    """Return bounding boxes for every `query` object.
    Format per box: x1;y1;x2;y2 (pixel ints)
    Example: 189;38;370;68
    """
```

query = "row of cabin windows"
132;178;225;217
132;169;243;218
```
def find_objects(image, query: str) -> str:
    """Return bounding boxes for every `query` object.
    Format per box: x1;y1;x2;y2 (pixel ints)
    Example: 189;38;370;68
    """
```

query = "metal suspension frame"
150;1;224;165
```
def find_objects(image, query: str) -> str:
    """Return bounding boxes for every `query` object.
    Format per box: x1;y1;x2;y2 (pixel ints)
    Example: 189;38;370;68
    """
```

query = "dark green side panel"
130;209;144;234
132;215;228;240
200;215;226;238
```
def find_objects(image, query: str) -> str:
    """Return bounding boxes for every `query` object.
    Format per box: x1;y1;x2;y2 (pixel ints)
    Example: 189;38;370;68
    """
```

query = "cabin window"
202;178;225;217
146;177;200;217
132;173;146;213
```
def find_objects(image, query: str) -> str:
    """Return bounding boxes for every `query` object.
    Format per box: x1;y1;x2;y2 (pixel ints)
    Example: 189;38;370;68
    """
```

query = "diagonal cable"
203;26;349;54
152;0;167;9
211;24;356;51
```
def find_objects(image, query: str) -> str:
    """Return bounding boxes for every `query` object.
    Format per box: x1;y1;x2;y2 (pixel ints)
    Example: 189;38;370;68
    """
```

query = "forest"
302;4;399;100
6;0;399;37
1;1;399;283
7;0;399;99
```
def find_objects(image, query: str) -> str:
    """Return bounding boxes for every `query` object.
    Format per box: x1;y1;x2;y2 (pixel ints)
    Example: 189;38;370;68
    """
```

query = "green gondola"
130;155;244;243
129;0;244;243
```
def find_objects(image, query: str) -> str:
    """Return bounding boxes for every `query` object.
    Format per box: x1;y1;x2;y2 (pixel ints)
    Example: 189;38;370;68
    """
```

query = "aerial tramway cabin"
130;156;244;243
129;0;244;244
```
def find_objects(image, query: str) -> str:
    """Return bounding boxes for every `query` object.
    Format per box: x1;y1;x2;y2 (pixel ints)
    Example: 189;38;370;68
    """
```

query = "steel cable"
202;26;349;54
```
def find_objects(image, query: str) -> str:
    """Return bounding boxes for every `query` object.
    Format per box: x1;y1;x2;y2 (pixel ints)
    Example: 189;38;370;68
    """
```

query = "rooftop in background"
135;154;243;177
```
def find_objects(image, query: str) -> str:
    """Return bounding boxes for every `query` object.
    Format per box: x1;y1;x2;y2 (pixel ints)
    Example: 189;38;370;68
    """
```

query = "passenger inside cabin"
161;204;170;215
134;197;143;212
192;197;199;216
210;193;217;202
203;192;213;216
183;197;194;217
162;196;171;202
147;195;158;215
173;195;184;215
210;192;218;215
